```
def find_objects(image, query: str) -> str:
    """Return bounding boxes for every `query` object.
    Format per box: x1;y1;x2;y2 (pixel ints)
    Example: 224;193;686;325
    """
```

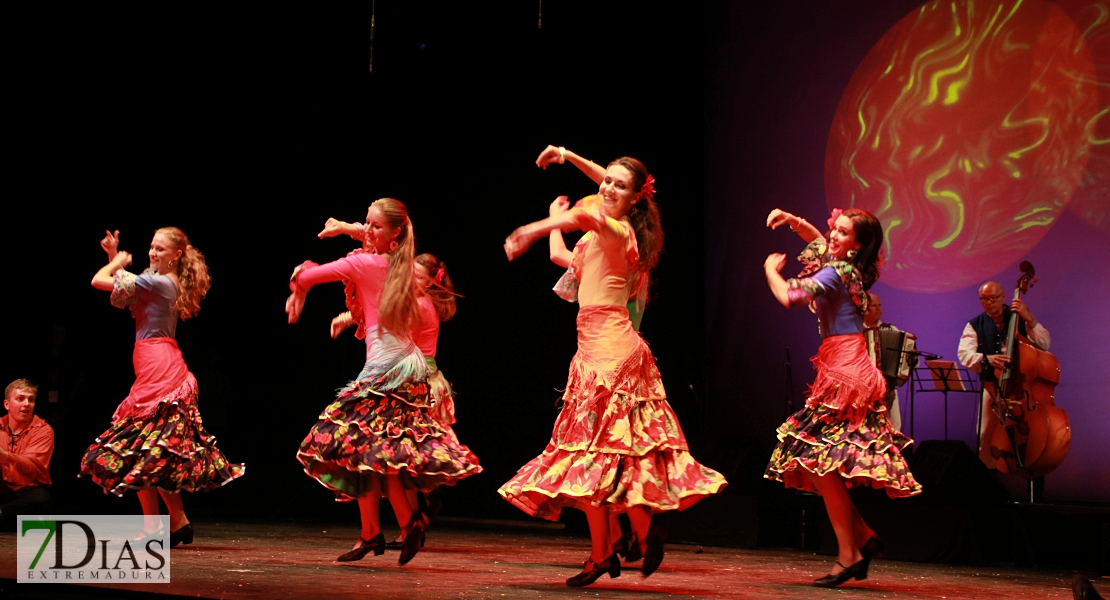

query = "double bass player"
957;280;1051;469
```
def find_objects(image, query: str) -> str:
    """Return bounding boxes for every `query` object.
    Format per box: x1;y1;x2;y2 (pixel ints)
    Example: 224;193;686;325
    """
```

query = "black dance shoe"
337;533;385;562
641;524;668;578
814;558;869;587
170;524;193;548
398;517;426;566
566;553;621;587
384;536;404;550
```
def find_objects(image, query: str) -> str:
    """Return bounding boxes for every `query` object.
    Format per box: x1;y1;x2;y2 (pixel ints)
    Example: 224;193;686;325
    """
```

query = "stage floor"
0;520;1098;599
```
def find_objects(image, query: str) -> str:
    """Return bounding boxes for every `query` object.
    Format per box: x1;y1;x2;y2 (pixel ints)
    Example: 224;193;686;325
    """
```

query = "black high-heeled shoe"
623;535;643;562
566;553;621;587
337;533;385;562
398;517;425;566
641;523;667;578
814;557;869;587
169;523;193;548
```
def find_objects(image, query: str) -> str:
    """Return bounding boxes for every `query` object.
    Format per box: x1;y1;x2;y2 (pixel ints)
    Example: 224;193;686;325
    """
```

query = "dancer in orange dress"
500;148;727;587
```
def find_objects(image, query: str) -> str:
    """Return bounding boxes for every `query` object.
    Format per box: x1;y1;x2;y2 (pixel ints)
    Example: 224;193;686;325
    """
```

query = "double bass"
988;261;1070;479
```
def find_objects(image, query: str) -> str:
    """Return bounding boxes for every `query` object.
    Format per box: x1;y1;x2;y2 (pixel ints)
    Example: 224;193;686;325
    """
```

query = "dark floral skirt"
765;403;922;498
296;375;482;502
79;374;245;496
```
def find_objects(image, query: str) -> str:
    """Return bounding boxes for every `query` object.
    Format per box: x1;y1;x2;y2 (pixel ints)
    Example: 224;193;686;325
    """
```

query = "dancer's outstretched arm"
767;209;822;243
536;145;606;185
506;196;624;261
318;218;363;241
92;251;132;291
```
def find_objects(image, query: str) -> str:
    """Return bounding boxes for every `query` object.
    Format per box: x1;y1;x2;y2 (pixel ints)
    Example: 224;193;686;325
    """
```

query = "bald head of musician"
863;292;883;328
978;281;1006;322
979;280;1035;327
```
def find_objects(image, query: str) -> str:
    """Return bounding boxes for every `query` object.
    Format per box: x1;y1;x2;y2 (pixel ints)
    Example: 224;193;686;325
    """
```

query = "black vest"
968;306;1027;383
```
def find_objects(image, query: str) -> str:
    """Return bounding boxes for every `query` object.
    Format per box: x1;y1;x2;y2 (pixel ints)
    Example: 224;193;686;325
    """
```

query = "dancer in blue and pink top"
763;207;921;588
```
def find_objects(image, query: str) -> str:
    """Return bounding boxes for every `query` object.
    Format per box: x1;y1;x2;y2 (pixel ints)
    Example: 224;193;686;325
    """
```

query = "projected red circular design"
826;0;1099;292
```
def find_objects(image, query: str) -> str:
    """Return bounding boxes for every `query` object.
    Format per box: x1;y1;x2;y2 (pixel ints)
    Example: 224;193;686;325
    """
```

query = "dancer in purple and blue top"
763;207;921;588
81;228;244;547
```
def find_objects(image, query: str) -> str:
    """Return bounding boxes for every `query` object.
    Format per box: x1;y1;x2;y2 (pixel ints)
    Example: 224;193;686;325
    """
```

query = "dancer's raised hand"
549;195;570;217
536;145;566;169
101;230;121;259
766;209;797;231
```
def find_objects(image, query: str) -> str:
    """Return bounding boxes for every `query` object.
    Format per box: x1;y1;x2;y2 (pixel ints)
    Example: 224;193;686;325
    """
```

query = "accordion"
865;326;916;387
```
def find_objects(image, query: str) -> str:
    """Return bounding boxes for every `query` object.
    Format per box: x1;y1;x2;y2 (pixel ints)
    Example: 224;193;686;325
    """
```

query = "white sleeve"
957;323;983;373
1027;321;1051;351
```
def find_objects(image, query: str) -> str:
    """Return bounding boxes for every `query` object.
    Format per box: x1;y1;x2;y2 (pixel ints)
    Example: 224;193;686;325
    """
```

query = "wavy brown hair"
156;227;210;320
373;198;421;337
608;156;663;306
837;208;884;290
415;253;458;322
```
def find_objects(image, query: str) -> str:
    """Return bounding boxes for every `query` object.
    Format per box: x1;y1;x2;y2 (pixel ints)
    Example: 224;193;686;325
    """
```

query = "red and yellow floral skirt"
499;305;727;520
79;342;245;497
765;333;922;498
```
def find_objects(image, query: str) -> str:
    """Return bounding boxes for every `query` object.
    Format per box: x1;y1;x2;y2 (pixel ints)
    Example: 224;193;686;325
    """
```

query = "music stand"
907;357;979;441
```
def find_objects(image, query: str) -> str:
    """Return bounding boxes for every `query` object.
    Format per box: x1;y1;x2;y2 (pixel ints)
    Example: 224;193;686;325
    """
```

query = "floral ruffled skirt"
499;305;727;520
79;373;245;496
764;334;921;498
296;332;481;501
426;357;456;428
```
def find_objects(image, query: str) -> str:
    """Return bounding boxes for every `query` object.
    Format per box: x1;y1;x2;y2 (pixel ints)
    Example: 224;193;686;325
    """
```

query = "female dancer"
499;152;727;587
763;207;921;587
288;198;481;565
82;228;244;546
330;251;460;547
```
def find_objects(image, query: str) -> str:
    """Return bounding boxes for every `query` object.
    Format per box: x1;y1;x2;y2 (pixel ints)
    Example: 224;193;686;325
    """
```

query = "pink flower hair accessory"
826;208;844;231
434;267;445;284
640;175;656;201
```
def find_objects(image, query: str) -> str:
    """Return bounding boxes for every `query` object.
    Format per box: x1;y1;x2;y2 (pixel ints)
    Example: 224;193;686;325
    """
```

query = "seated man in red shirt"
0;379;54;530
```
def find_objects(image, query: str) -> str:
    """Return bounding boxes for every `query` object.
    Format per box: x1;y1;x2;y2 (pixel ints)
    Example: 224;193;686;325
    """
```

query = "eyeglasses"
979;293;1004;302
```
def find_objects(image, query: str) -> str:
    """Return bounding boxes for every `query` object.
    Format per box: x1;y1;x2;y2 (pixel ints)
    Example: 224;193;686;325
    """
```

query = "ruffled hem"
500;326;726;520
499;445;727;521
764;403;921;498
79;395;245;497
296;372;480;501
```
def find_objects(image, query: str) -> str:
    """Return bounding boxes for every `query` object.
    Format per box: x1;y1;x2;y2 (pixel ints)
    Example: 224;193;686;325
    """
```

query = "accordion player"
864;323;917;432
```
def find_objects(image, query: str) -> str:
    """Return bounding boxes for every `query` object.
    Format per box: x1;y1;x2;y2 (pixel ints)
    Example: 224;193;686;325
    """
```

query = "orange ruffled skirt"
498;305;727;520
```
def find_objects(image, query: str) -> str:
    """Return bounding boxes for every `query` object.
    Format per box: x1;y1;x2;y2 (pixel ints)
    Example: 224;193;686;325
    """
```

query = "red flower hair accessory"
434;267;445;284
640;175;656;201
826;208;844;231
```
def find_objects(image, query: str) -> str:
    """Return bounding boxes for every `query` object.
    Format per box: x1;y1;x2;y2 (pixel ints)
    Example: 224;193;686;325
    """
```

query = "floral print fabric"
499;305;727;520
79;373;245;496
296;360;481;501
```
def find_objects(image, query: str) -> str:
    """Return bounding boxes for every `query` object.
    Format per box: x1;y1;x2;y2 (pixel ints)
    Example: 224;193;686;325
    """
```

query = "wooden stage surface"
0;520;1100;599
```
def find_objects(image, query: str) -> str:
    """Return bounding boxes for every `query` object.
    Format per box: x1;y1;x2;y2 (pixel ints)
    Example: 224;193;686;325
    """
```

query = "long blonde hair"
156;227;210;320
373;198;420;337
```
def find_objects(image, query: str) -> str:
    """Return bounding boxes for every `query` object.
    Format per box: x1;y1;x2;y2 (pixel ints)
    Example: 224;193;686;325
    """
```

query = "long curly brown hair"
373;198;421;338
415;253;458;322
156;227;210;320
608;156;663;307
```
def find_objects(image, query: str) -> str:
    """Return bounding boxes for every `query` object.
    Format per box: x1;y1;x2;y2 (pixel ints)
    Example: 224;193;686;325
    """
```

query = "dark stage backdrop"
3;3;706;522
706;1;1110;502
